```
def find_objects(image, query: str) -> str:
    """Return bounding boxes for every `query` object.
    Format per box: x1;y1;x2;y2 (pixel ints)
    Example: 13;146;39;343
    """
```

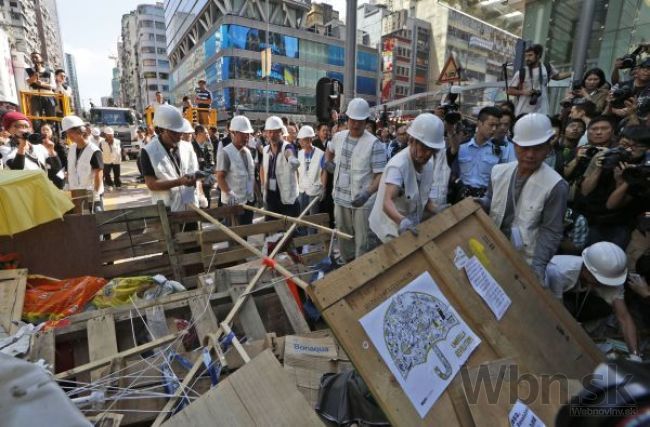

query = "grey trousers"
334;203;375;263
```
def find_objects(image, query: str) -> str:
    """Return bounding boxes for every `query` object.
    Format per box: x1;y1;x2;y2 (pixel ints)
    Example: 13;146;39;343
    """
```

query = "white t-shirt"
544;255;624;303
384;167;438;201
510;64;557;116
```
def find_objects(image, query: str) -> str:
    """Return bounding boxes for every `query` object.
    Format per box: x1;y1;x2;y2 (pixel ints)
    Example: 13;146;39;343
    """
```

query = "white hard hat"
407;113;445;149
103;127;114;135
281;125;290;137
297;125;315;139
230;115;254;133
264;116;283;131
512;113;555;147
345;98;370;121
90;127;101;137
582;242;628;287
153;104;186;133
61;115;85;132
180;119;194;133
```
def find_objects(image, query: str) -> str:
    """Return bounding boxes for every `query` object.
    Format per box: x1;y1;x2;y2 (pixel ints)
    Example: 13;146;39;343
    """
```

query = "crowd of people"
0;44;648;360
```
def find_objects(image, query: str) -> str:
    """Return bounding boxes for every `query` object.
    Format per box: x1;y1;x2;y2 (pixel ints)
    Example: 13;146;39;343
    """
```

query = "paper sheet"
464;256;511;320
453;246;469;270
509;400;546;427
359;272;481;418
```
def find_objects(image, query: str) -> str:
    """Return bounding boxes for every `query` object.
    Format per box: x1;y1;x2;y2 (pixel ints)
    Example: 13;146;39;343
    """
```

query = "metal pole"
571;0;596;81
344;0;358;106
265;0;270;115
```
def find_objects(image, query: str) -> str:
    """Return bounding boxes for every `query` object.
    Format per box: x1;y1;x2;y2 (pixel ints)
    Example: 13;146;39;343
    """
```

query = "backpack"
518;62;554;88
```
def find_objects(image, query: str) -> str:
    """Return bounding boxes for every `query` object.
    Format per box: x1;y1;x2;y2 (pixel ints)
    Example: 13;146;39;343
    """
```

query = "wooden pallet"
0;268;27;335
308;199;602;426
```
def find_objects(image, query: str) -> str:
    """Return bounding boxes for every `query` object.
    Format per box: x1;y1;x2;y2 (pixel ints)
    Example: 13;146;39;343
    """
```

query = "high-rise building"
118;3;170;111
64;52;82;114
357;3;390;49
164;0;379;124
111;66;121;106
0;0;65;94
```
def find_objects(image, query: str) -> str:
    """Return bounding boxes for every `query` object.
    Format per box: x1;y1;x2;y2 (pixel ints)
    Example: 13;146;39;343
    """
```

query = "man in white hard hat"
260;115;301;217
369;113;450;243
296;125;324;215
216;115;256;225
90;127;104;146
140;105;199;212
62;115;105;212
480;113;569;280
99;127;122;190
544;242;640;360
324;98;387;262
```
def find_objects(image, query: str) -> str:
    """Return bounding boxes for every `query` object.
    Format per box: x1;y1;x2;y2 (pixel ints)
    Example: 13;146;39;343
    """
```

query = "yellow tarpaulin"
0;170;74;236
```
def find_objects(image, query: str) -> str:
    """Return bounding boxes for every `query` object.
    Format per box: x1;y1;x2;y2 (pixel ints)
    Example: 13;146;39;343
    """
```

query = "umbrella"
0;170;74;236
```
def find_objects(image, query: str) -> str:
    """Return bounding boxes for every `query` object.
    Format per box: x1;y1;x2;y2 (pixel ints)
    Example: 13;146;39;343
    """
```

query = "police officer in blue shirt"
492;110;517;163
454;106;505;199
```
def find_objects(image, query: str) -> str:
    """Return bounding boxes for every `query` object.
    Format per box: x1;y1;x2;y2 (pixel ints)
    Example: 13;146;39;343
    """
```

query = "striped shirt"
330;134;386;207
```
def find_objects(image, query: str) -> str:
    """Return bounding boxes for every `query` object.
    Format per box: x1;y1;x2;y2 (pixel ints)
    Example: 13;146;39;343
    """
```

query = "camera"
11;132;42;145
600;146;632;169
583;145;600;160
637;96;650;119
610;84;634;109
618;54;637;70
622;152;650;194
529;90;542;106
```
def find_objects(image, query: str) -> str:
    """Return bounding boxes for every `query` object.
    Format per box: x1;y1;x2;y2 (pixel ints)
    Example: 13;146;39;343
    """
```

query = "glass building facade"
164;1;379;122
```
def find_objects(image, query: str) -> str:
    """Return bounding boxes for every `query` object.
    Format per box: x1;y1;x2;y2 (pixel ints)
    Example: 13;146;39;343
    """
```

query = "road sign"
437;56;461;84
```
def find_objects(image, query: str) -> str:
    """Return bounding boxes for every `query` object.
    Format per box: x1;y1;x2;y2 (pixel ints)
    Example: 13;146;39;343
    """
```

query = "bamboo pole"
239;204;353;240
190;205;310;290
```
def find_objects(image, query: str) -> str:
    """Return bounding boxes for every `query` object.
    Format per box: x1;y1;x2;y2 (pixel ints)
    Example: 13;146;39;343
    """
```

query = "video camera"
600;146;632;169
622;152;650;195
610;84;634;109
616;45;646;70
11;132;43;146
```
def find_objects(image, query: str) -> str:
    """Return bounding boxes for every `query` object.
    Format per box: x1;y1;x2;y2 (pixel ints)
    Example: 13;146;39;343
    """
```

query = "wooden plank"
167;205;242;224
145;305;170;339
164;381;255;427
308;198;602;426
100;241;167;263
188;295;220;345
28;329;55;368
86;412;124;427
95;205;161;224
0;268;26;334
99;229;164;253
157;201;184;282
99;254;171;278
228;285;267;341
273;280;310;335
55;332;182;380
87;314;119;382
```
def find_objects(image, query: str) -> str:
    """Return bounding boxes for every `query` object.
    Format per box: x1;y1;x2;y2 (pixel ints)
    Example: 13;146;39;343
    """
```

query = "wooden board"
0;268;27;334
164;349;324;426
87;314;119;382
308;199;603;426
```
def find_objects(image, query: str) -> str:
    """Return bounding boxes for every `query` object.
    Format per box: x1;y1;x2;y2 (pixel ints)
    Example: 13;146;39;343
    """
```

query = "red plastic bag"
23;275;108;325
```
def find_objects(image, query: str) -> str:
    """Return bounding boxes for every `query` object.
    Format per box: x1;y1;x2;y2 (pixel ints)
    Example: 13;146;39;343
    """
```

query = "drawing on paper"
384;291;457;380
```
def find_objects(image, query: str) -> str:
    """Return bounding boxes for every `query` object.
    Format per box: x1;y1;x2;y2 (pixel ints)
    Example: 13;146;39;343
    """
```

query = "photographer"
507;44;571;116
575;124;647;248
563;68;609;114
611;44;650;86
0;111;63;189
609;58;650;118
564;116;615;182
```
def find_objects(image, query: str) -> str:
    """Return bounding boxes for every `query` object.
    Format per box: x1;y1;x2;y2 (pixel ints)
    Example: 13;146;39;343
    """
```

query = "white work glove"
289;157;300;171
226;190;240;206
627;353;643;362
351;189;371;208
398;217;418;236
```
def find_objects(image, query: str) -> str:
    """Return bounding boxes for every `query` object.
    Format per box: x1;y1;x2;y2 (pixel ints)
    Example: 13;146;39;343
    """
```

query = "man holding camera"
564;116;615;182
507;45;571;117
140;104;199;212
0;111;64;189
575;125;647;249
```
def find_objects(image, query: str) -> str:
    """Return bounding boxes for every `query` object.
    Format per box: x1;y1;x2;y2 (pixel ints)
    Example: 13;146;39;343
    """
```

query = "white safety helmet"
90;127;101;137
103;127;114;135
512;113;556;147
297;125;315;139
153;104;187;133
230;115;254;133
61;115;85;132
264;115;283;131
582;242;628;287
407;113;445;149
281;125;289;137
346;98;370;121
180;118;194;133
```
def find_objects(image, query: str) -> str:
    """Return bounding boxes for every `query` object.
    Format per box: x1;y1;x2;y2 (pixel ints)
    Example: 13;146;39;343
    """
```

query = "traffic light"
316;77;343;123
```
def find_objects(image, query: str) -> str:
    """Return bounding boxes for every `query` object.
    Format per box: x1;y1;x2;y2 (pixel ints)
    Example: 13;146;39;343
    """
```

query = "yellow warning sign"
437;56;461;84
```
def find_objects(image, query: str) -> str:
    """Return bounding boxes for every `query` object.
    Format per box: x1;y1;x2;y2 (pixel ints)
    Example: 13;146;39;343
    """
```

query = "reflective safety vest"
489;162;562;264
144;136;198;212
221;143;255;204
67;141;103;200
331;130;378;208
262;141;298;205
298;146;324;196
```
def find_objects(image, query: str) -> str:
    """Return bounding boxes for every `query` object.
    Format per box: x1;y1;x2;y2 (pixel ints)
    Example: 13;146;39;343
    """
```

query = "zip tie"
262;257;277;269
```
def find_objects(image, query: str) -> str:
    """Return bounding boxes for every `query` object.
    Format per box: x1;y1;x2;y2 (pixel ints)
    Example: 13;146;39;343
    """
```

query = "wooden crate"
0;269;27;335
308;199;602;426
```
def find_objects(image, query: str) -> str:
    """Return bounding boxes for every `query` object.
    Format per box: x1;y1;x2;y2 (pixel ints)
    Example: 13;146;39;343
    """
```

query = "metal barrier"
19;90;72;122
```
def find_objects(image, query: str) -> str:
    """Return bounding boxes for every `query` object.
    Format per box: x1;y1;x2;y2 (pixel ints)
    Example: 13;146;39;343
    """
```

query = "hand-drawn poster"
359;271;481;418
